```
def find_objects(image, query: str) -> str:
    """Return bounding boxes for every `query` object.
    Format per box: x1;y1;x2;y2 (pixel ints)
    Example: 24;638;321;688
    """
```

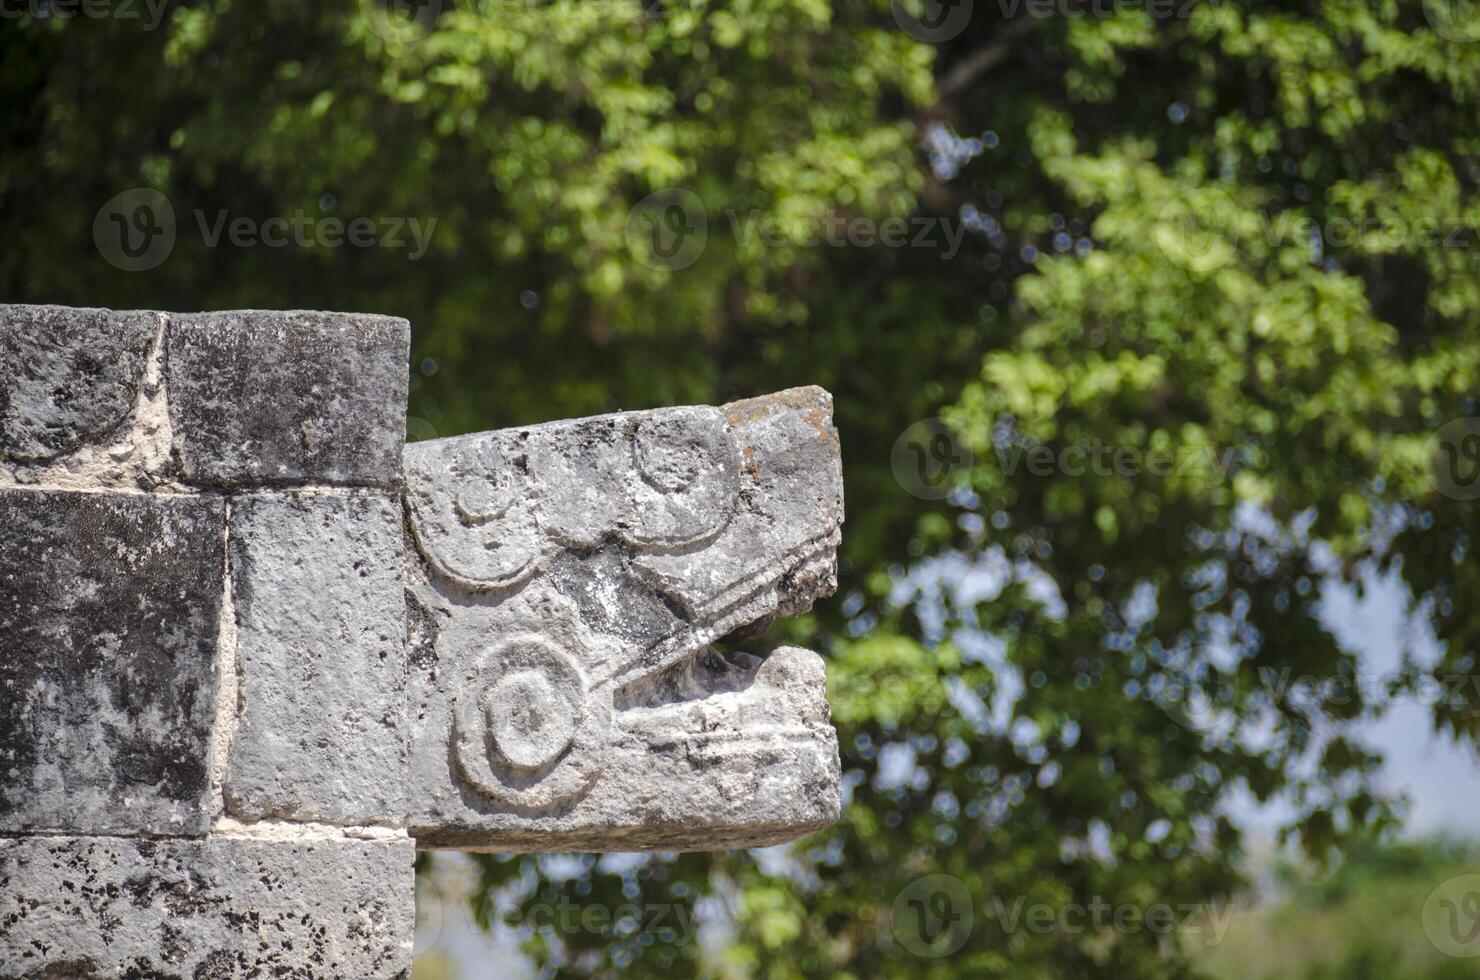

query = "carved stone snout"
403;387;845;850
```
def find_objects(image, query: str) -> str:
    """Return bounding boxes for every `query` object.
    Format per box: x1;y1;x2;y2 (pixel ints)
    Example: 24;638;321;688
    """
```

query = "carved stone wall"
0;304;843;977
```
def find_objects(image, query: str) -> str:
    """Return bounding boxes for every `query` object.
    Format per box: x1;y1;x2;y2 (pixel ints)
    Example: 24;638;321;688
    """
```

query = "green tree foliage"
4;0;1479;975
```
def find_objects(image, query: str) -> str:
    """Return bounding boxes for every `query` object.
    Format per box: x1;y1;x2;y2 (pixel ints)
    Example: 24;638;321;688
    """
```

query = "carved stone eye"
452;442;516;524
404;434;541;591
453;633;605;808
482;668;576;771
625;407;741;547
634;412;723;493
453;480;511;525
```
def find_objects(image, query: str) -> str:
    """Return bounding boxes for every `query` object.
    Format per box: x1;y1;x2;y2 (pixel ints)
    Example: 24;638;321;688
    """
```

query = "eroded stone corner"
0;305;175;490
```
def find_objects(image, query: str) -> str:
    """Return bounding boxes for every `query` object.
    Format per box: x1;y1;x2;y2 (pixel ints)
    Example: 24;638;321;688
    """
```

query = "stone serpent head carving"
0;305;847;976
402;387;844;850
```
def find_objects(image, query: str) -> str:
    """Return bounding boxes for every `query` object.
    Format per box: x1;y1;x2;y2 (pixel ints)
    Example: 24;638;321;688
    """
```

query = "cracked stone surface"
0;488;224;836
0;835;414;979
166;310;409;488
226;491;409;825
0;305;157;463
402;386;844;850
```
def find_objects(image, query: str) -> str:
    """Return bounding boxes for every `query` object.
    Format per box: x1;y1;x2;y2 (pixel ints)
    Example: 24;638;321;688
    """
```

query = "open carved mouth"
401;387;844;851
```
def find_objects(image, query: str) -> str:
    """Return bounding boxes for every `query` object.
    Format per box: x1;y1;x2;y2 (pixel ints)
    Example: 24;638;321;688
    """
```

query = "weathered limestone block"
166;310;409;487
0;488;224;836
0;835;414;978
0;305;158;463
402;386;844;850
225;492;409;825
